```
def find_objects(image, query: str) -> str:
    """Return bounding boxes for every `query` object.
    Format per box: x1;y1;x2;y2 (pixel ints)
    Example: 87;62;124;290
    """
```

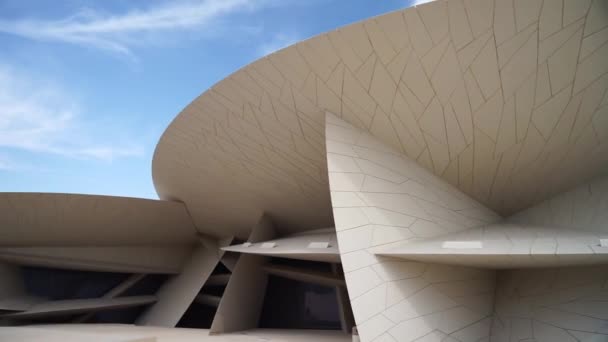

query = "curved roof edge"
0;192;199;246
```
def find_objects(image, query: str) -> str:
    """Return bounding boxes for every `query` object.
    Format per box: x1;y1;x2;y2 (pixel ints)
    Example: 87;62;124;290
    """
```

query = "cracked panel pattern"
325;113;500;342
509;174;608;234
153;0;608;237
491;266;608;342
489;174;608;341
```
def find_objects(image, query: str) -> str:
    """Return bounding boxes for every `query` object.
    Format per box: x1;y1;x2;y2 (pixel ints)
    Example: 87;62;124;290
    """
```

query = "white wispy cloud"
0;64;142;162
412;0;435;6
258;32;300;56
0;0;279;59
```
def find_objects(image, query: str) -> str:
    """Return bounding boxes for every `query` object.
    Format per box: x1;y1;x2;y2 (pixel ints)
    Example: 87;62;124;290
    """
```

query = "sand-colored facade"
2;0;608;341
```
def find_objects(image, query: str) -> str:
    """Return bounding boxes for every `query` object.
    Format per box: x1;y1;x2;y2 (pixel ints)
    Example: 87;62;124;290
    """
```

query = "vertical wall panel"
325;113;501;342
136;243;219;327
491;266;608;341
509;175;608;234
0;262;29;311
493;174;608;341
209;215;275;333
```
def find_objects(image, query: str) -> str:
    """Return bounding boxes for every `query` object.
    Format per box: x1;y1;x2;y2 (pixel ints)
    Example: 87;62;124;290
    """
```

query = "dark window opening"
21;266;129;300
258;275;342;330
257;257;348;330
120;274;168;297
14;267;171;325
176;302;217;328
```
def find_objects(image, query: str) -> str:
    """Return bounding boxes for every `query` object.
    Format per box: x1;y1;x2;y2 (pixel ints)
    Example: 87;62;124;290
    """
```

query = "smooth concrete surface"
219;253;238;273
0;296;157;319
378;224;608;268
0;246;192;274
209;254;268;334
152;0;608;239
222;228;340;262
0;193;198;246
136;243;221;327
210;215;275;334
0;324;351;342
509;174;608;234
0;262;30;311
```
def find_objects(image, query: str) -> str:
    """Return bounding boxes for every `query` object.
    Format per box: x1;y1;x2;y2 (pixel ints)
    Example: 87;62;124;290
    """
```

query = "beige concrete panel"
0;262;43;311
0;326;137;342
209;215;276;334
199;236;234;260
0;296;157;320
136;243;220;327
509;174;608;234
219;253;238;273
208;255;267;334
0;193;198;246
152;0;608;242
0;325;351;342
378;224;608;268
246;214;276;243
0;246;192;274
221;228;339;263
326;113;500;342
491;265;608;341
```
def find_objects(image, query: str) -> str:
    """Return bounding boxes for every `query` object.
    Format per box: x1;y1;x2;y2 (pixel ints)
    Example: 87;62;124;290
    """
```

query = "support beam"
103;274;147;298
136;242;221;327
205;274;231;287
0;295;46;312
262;264;346;287
220;253;238;272
377;224;608;268
0;262;35;311
0;296;157;320
0;193;199;247
325;113;500;342
0;247;192;274
194;294;221;308
204;234;237;271
221;228;340;263
210;214;275;334
73;273;146;323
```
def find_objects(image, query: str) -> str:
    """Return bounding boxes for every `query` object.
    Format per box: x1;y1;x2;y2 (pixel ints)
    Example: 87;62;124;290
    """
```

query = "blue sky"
0;0;422;199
